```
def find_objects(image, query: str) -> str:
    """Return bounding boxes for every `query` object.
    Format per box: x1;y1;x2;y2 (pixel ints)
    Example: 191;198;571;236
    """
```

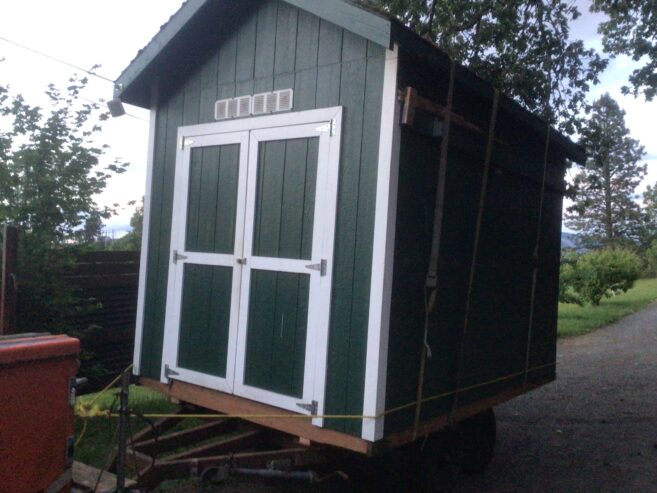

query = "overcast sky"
1;0;655;236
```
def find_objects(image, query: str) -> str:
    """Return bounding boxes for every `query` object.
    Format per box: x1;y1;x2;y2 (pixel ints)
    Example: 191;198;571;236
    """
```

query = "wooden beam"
400;86;483;134
379;379;551;451
139;378;374;456
134;420;240;457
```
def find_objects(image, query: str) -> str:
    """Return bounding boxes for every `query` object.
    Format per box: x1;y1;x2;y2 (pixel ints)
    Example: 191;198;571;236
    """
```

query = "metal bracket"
305;259;327;276
316;119;336;136
296;400;318;415
173;250;188;264
236;257;247;265
180;137;195;150
164;364;180;381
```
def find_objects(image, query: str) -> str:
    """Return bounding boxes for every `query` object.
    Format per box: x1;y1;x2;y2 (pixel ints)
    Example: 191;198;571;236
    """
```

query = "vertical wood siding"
139;0;385;437
384;51;566;433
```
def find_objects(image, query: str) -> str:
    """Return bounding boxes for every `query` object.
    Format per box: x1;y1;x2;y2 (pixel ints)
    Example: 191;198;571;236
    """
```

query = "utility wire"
0;35;115;84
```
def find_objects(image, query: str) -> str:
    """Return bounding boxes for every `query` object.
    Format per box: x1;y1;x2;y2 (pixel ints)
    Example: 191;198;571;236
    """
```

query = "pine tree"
566;94;646;247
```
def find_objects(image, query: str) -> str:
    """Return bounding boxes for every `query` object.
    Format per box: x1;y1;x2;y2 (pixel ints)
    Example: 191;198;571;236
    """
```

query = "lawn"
558;277;657;337
75;385;177;469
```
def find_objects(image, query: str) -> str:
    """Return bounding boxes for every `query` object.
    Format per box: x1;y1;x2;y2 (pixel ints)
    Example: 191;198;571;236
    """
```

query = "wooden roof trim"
115;0;208;98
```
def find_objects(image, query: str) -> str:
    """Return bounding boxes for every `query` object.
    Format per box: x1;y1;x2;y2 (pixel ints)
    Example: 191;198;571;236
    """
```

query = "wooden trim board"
139;377;374;456
141;375;552;456
361;44;401;442
133;79;159;375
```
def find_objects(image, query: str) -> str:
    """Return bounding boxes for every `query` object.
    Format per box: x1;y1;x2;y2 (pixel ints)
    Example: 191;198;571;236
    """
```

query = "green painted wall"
139;0;385;437
384;50;566;433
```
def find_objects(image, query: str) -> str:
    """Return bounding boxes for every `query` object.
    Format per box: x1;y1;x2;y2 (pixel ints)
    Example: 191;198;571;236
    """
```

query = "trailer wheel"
420;428;461;493
458;407;496;475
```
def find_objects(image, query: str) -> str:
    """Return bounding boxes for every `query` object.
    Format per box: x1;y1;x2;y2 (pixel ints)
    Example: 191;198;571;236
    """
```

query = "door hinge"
180;137;194;150
173;250;188;264
305;259;327;276
296;400;318;415
164;364;179;380
316;119;337;136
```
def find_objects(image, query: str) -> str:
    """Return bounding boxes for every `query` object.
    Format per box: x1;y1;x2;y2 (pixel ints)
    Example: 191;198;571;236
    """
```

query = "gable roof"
115;0;585;164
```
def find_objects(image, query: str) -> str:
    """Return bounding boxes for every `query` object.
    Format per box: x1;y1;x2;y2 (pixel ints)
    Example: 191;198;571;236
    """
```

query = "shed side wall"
138;0;385;437
384;49;565;433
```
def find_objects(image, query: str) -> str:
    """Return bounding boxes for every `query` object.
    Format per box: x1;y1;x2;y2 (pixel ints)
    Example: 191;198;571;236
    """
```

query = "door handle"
305;259;327;276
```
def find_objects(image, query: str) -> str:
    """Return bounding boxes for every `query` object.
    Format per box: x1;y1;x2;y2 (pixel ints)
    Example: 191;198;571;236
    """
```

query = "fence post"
1;225;18;336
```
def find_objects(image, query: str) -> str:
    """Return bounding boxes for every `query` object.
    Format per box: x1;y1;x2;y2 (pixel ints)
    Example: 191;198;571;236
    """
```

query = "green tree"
639;183;657;247
368;0;607;134
591;0;657;101
83;210;104;244
0;74;128;331
565;94;646;247
111;199;143;251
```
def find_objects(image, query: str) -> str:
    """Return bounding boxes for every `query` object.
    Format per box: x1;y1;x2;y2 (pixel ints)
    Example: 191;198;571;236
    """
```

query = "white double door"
161;108;342;422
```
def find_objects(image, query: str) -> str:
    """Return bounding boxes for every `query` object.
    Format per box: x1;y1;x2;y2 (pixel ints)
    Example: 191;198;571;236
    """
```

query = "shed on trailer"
117;0;584;455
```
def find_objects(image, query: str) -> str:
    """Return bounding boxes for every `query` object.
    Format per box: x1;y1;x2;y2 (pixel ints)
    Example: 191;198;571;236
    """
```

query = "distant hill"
561;232;583;250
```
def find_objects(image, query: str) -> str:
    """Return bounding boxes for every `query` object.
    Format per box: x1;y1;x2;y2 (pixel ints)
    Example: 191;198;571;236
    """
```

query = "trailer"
113;0;584;486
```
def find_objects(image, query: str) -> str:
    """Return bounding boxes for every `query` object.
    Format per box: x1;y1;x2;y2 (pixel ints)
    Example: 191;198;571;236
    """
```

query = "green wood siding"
178;264;233;376
253;138;318;260
244;270;310;397
140;0;385;437
185;144;240;254
384;51;565;433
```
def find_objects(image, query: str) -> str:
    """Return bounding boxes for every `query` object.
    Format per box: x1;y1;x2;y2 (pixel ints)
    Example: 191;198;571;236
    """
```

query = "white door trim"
160;107;342;427
160;130;250;394
231;111;342;423
362;45;401;441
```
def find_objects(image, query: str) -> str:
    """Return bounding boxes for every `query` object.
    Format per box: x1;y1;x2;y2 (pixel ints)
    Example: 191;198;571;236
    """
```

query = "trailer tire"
458;407;496;475
420;428;461;493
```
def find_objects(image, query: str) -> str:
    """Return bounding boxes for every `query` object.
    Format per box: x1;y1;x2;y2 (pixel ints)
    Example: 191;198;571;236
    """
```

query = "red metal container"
0;333;79;493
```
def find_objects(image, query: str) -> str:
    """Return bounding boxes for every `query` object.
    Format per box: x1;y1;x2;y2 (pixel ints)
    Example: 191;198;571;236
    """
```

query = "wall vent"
214;90;293;120
252;93;267;115
214;99;229;120
276;89;294;112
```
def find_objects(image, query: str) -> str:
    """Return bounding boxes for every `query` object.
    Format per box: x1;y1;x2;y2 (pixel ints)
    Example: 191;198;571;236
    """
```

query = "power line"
0;35;115;84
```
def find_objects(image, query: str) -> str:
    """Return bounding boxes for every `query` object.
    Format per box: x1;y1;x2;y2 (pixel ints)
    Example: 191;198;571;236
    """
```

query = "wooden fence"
65;250;140;393
0;232;140;393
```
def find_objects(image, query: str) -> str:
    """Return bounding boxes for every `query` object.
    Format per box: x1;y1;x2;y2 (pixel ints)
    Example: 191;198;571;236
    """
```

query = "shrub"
644;240;657;277
562;248;642;306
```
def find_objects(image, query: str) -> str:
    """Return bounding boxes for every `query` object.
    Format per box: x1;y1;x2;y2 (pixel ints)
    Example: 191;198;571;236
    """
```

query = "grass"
75;385;177;469
558;277;657;337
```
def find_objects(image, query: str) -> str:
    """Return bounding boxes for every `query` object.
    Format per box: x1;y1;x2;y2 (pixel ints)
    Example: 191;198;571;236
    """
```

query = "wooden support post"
1;225;18;336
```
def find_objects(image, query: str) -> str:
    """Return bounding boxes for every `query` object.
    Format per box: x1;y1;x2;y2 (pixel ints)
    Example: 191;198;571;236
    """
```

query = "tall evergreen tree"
565;94;646;247
367;0;607;134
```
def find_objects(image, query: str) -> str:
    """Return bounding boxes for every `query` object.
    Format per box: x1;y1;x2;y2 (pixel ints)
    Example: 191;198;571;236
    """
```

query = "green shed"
117;0;584;454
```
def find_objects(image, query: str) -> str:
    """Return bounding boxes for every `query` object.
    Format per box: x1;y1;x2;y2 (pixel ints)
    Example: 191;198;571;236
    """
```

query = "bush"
644;240;657;277
559;248;641;306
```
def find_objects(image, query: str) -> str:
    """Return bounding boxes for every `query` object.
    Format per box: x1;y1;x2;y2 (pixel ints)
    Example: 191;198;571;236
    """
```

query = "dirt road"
457;302;657;493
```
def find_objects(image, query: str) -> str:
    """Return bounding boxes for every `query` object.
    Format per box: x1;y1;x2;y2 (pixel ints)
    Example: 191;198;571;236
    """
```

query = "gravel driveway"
192;303;657;493
457;301;657;493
